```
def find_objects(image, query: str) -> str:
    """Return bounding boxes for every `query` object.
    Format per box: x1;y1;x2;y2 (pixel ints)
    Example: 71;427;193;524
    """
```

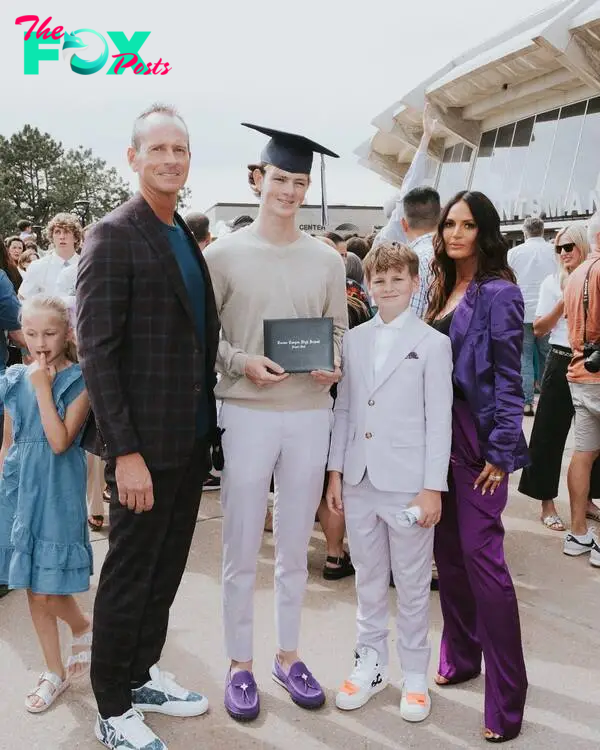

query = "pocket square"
406;351;419;360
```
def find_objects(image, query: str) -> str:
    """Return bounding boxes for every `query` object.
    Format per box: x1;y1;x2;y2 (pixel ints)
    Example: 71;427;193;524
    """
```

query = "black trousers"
91;439;210;718
519;348;600;501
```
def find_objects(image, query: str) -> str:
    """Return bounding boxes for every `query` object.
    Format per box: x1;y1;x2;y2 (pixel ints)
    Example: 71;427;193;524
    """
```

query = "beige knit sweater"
204;227;348;410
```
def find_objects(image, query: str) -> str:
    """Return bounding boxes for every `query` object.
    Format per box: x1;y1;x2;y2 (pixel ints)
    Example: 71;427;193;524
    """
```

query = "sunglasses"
556;243;576;254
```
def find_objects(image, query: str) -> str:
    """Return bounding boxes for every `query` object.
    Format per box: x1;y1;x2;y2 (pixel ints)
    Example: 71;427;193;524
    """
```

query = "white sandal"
66;628;93;680
25;671;69;713
541;514;566;531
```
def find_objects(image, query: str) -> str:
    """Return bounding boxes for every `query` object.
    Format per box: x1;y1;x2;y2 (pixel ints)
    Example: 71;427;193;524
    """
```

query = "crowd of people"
0;101;599;750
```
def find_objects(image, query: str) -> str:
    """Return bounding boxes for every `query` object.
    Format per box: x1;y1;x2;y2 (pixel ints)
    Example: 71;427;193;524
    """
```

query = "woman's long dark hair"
1;238;23;293
426;190;515;322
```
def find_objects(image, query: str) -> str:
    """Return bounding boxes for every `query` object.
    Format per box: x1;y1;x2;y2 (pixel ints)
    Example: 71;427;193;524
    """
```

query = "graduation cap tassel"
320;153;328;229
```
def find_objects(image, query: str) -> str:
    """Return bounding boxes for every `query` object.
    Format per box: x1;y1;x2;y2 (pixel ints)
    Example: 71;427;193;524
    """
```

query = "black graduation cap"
242;123;339;227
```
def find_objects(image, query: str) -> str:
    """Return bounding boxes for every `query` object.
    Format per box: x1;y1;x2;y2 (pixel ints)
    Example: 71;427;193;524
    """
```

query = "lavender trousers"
220;403;332;662
434;399;528;740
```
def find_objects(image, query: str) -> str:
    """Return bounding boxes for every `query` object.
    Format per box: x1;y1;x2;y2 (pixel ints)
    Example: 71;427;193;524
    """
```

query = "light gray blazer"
328;311;453;493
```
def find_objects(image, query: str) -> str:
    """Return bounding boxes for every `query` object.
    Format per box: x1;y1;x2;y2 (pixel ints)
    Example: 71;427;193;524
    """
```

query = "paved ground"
1;418;600;750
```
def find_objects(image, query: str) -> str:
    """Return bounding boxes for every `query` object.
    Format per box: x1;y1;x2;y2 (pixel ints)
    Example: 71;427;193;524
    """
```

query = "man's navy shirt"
163;222;208;437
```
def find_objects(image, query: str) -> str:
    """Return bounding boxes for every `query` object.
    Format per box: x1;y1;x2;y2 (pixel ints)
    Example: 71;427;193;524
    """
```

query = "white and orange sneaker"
400;683;431;722
335;646;388;711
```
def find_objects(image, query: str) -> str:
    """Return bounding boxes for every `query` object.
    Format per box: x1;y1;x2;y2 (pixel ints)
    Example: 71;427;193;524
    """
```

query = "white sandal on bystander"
66;628;92;680
25;671;70;713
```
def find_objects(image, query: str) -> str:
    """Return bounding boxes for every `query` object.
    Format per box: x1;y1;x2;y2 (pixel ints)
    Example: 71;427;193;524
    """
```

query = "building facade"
357;0;600;233
204;202;385;236
438;96;600;226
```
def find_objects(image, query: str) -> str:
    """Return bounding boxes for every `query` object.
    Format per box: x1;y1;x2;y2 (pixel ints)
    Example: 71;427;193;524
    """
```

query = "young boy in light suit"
326;243;453;722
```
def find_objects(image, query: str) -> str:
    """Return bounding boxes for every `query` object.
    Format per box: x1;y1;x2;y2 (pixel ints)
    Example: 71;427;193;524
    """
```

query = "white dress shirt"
373;307;412;376
507;237;557;323
535;272;569;348
19;252;79;299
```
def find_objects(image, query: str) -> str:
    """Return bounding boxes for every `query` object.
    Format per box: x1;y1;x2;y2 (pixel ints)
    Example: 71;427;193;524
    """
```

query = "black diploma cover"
263;317;334;373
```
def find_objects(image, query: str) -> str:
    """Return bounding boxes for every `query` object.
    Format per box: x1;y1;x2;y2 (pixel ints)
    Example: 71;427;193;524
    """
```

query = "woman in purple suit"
426;191;528;743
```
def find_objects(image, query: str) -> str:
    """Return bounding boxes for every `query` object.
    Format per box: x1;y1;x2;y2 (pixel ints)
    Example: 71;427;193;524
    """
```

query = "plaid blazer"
76;193;219;470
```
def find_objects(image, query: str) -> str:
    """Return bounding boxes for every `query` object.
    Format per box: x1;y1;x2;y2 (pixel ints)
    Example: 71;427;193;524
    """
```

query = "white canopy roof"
360;0;600;185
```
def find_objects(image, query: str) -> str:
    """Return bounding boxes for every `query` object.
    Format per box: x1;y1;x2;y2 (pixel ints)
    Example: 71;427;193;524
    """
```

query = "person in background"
0;263;23;399
401;187;441;319
202;215;255;494
519;224;600;530
18;249;40;275
427;190;528;743
54;244;108;534
347;236;369;261
185;212;212;251
20;214;81;299
1;238;23;296
5;236;25;266
325;232;347;263
17;220;35;244
345;253;371;314
562;212;600;569
508;217;557;416
24;240;43;259
228;214;255;232
372;105;437;248
315;236;371;581
0;267;22;601
345;252;364;285
365;231;378;251
0;242;23;366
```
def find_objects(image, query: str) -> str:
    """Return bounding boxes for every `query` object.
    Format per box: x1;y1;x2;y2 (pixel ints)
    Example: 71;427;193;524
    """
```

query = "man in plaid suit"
77;104;219;750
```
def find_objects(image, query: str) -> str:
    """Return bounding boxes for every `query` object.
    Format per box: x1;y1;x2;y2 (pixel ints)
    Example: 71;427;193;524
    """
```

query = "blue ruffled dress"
0;364;92;594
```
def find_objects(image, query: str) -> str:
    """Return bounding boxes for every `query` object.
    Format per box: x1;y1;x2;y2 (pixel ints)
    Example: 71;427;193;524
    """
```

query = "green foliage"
0;124;132;238
177;186;192;213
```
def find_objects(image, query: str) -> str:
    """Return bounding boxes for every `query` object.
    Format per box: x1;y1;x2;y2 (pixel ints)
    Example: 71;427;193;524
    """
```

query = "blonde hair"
556;223;591;290
363;242;419;283
44;213;83;250
17;248;39;270
20;295;78;363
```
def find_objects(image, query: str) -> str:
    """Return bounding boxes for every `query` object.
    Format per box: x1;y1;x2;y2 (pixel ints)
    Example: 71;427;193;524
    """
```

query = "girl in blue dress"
0;295;93;713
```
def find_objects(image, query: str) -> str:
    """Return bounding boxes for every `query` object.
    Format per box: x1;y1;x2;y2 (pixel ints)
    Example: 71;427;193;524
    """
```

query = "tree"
176;186;192;213
0;125;132;238
55;146;132;226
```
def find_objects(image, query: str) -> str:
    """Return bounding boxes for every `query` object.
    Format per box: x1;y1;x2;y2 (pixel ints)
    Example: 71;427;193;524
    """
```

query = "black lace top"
430;309;465;401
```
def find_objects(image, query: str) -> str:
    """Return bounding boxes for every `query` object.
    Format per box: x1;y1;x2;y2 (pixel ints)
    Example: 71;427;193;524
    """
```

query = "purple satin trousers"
434;399;528;740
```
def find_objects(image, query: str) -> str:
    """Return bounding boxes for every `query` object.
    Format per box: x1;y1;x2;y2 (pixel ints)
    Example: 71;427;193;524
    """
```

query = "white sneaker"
95;708;167;749
563;531;596;557
400;684;431;723
335;646;388;710
131;665;209;717
590;537;600;568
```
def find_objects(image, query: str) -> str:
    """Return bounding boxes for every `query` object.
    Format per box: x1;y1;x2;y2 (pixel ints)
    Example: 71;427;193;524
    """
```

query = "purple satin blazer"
449;278;529;474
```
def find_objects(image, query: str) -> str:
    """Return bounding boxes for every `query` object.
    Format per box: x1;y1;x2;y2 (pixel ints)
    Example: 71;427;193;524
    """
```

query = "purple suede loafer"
224;669;260;721
271;659;325;709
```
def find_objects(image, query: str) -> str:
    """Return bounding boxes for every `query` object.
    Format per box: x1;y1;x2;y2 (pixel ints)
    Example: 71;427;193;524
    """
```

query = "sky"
2;0;552;214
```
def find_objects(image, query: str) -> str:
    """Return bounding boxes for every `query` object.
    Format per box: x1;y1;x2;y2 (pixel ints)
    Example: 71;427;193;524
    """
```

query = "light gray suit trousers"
220;403;331;662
